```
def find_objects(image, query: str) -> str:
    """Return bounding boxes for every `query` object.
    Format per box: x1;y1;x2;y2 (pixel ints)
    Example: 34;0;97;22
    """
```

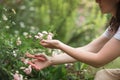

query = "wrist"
48;56;54;65
56;40;64;49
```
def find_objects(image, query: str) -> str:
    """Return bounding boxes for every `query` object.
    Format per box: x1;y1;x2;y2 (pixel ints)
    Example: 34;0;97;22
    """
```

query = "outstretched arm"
55;37;120;68
26;35;111;70
43;35;110;65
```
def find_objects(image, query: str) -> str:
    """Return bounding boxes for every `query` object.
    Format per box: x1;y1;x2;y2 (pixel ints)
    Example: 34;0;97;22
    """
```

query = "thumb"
40;40;53;46
35;53;49;60
40;40;47;44
41;40;53;43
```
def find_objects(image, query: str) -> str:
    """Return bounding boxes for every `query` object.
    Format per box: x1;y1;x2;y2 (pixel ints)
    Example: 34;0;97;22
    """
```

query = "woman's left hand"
24;53;52;70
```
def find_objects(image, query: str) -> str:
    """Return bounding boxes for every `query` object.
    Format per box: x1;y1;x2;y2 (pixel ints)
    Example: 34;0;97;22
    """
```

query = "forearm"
51;53;77;65
58;43;99;67
50;46;96;65
76;36;109;53
50;36;109;66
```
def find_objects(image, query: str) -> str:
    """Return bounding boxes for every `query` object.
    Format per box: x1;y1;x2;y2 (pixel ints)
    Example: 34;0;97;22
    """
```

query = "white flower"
38;32;43;40
28;35;32;38
13;51;16;54
23;65;32;75
52;49;61;56
42;31;48;34
16;37;22;46
24;77;28;80
23;59;29;64
16;40;22;46
13;53;17;57
12;9;16;14
12;21;16;25
23;32;28;36
52;52;58;57
47;33;53;40
35;32;44;40
35;31;53;40
20;5;26;10
38;32;43;37
29;7;35;11
20;22;25;28
14;30;19;35
5;26;10;29
2;14;8;21
35;35;40;39
13;71;23;80
64;63;73;68
13;51;17;57
3;8;7;11
30;26;36;33
20;67;26;70
65;63;68;66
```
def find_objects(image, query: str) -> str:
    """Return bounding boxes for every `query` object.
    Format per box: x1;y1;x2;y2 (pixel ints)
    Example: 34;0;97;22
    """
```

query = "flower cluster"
13;71;23;80
20;65;32;75
16;37;22;46
14;31;54;79
35;31;54;40
13;56;32;80
20;56;32;75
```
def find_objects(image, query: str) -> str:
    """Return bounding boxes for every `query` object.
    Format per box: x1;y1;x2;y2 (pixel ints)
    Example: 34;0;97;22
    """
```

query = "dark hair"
109;1;120;32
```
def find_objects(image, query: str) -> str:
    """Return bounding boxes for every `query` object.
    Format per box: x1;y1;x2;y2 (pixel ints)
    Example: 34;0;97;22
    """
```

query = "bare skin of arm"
53;37;120;67
26;35;110;70
41;35;110;65
27;35;120;70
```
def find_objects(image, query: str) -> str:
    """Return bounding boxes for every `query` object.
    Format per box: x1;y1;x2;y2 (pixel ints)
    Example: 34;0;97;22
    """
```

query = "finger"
31;56;46;62
40;40;52;44
27;61;41;70
35;54;46;58
25;53;46;61
36;57;46;61
34;54;47;61
27;61;36;67
28;62;41;70
35;54;48;60
21;57;30;64
31;59;38;63
33;66;40;71
40;42;48;46
34;54;43;57
20;57;25;62
40;42;48;47
25;53;35;58
31;64;44;71
31;65;40;71
41;40;47;43
40;40;47;44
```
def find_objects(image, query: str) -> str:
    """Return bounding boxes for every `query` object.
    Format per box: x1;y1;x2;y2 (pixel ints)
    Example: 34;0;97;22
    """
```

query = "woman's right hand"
40;40;61;49
25;53;52;70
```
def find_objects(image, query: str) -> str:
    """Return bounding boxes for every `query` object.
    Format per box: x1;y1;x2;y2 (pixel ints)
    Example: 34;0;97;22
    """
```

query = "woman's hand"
40;40;62;49
25;53;52;70
28;59;52;70
25;53;47;61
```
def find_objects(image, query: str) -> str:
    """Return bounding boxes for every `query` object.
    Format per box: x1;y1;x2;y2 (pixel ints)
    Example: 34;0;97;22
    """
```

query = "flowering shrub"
0;0;108;80
34;31;54;40
13;31;54;80
13;71;23;80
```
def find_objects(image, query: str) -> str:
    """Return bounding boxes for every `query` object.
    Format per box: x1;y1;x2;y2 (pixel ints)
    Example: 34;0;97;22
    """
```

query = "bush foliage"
0;0;108;80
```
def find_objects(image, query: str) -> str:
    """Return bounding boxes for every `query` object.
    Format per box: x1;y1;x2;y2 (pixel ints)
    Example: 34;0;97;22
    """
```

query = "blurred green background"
0;0;119;80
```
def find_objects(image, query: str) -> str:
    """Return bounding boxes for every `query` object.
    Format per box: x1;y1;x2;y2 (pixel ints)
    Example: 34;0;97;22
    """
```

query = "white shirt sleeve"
102;26;115;39
114;26;120;40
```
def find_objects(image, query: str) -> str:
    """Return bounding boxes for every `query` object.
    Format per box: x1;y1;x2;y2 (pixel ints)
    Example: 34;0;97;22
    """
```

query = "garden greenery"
0;0;107;80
